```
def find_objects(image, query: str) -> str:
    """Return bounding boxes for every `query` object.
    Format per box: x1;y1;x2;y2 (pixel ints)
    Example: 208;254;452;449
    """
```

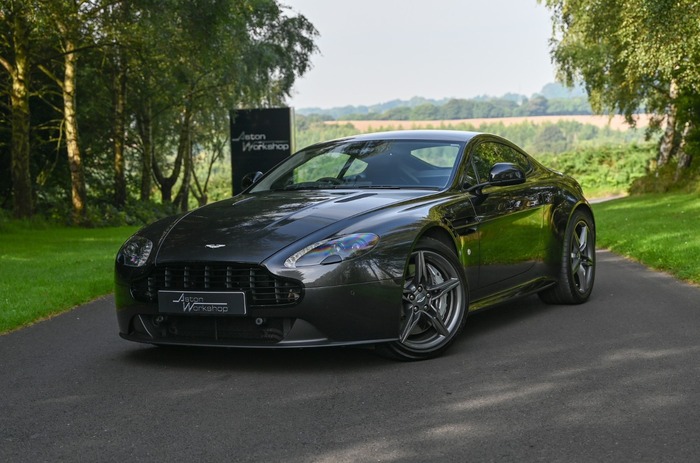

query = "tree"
540;0;700;178
38;0;109;224
0;1;35;218
137;0;318;211
521;95;549;117
0;0;318;221
102;1;132;208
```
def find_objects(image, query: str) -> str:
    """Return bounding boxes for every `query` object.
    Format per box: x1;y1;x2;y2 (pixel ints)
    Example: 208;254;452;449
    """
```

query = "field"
324;114;652;132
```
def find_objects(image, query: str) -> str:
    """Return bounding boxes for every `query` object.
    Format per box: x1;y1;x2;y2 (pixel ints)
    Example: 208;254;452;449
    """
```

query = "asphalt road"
2;250;699;462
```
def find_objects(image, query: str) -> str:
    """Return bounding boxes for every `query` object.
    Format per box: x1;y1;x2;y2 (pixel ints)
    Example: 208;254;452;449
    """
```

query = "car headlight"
284;233;379;268
119;235;153;267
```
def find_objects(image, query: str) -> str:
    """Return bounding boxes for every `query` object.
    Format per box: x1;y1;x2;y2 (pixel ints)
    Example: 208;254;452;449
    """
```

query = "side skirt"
468;277;556;313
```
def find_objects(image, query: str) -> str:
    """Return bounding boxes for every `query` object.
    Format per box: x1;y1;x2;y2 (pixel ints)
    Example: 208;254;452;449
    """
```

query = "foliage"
629;159;700;195
538;144;654;198
593;193;700;284
297;116;646;154
0;0;318;223
334;95;593;121
294;82;587;118
540;0;700;179
295;118;360;150
0;223;138;333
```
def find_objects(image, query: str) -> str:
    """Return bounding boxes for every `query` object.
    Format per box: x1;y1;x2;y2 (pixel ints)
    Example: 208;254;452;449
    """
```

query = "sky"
282;0;558;110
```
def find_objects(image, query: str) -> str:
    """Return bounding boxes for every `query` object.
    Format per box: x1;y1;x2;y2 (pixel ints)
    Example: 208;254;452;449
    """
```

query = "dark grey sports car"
115;130;595;360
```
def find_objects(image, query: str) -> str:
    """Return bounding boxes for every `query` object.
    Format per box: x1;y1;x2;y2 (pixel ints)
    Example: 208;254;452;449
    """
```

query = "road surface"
1;250;699;462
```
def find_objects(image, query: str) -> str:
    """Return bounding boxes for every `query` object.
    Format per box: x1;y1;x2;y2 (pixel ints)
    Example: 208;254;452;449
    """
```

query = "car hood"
154;189;435;264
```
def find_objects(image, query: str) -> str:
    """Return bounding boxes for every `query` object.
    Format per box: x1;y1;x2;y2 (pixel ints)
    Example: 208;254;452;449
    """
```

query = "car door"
464;141;546;290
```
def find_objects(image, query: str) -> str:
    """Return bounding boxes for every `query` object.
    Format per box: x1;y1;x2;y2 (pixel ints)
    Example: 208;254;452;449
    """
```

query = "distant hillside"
296;96;450;119
295;82;589;119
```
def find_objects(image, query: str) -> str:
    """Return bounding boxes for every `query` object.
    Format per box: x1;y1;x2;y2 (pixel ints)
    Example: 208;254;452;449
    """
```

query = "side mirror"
488;163;526;187
241;171;264;189
465;162;526;195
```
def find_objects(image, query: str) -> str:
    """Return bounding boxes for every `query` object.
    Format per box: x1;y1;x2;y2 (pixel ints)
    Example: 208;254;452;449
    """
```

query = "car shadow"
463;294;558;334
121;341;388;372
120;295;558;371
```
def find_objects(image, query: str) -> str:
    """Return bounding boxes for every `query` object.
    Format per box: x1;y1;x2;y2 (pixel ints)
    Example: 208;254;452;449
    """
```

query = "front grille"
131;263;303;307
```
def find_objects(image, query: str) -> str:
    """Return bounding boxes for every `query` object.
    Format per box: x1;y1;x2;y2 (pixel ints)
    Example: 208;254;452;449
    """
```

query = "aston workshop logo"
172;293;230;314
233;131;290;152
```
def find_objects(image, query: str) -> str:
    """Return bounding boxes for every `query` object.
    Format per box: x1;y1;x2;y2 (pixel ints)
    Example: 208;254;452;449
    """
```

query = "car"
115;130;595;360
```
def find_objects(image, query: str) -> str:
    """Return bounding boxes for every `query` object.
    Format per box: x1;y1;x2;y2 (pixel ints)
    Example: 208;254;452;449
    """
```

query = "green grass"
593;193;700;284
0;222;138;334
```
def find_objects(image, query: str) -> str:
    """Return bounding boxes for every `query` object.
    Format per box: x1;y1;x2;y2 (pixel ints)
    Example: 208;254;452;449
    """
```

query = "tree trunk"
63;39;87;224
152;105;189;203
657;80;679;168
191;135;225;208
136;103;153;201
174;146;192;212
4;10;33;219
674;122;693;182
112;48;127;208
174;110;193;212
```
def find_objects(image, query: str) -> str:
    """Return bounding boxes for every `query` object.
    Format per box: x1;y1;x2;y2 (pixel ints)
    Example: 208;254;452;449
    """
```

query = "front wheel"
539;209;596;304
379;237;467;361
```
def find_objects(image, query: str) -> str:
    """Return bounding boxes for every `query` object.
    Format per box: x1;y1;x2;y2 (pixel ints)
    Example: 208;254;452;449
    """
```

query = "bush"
538;144;655;197
629;159;700;195
85;198;179;227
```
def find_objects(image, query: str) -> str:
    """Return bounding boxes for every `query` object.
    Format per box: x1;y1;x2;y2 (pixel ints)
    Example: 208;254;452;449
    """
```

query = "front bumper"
116;279;402;347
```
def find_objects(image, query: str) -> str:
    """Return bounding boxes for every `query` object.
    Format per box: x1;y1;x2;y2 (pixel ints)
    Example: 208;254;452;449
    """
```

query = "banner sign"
230;108;294;194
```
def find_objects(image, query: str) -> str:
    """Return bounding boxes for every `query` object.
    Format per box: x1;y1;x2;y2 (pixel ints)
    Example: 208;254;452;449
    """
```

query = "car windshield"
250;139;464;192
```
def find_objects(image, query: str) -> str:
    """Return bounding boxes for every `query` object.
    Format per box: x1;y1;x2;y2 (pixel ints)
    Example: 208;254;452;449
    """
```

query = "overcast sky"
283;0;558;109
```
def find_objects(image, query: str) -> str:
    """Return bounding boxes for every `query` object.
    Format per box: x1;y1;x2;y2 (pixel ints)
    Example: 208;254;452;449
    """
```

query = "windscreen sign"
230;108;294;194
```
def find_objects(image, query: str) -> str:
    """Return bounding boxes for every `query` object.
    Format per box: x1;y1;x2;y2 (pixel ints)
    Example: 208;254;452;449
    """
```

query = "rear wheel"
539;209;596;304
380;237;467;361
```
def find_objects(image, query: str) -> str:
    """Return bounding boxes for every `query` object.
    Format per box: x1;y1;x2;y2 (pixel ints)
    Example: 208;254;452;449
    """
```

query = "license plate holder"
158;290;247;316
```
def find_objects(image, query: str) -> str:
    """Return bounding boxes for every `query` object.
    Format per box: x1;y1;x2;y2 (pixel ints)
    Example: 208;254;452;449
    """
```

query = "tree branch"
37;64;64;89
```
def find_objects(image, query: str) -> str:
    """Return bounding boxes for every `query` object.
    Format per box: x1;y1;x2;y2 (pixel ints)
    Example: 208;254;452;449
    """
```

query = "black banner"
230;108;294;194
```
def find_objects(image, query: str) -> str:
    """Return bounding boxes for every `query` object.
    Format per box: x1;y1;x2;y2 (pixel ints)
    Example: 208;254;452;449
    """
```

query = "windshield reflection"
250;139;465;192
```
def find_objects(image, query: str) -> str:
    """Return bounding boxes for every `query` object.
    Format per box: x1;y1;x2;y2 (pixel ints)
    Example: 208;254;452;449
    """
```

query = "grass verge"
0;222;138;334
593;192;700;285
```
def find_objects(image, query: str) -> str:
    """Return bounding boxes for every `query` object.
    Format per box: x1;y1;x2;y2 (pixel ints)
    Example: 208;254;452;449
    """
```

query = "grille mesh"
131;263;302;307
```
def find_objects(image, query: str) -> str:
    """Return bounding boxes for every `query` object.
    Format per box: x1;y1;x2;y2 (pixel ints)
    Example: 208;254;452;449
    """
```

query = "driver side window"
469;142;531;183
471;143;500;183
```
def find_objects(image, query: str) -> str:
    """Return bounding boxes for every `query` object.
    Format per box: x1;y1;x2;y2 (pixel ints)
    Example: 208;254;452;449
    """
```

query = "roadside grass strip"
593;193;700;285
0;223;138;333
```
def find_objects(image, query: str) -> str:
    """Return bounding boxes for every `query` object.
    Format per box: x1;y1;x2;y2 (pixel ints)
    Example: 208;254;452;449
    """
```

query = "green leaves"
541;0;700;179
0;0;319;221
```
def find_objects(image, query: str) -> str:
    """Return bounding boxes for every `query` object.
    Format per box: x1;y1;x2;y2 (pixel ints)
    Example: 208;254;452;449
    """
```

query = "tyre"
379;237;468;360
539;209;596;304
